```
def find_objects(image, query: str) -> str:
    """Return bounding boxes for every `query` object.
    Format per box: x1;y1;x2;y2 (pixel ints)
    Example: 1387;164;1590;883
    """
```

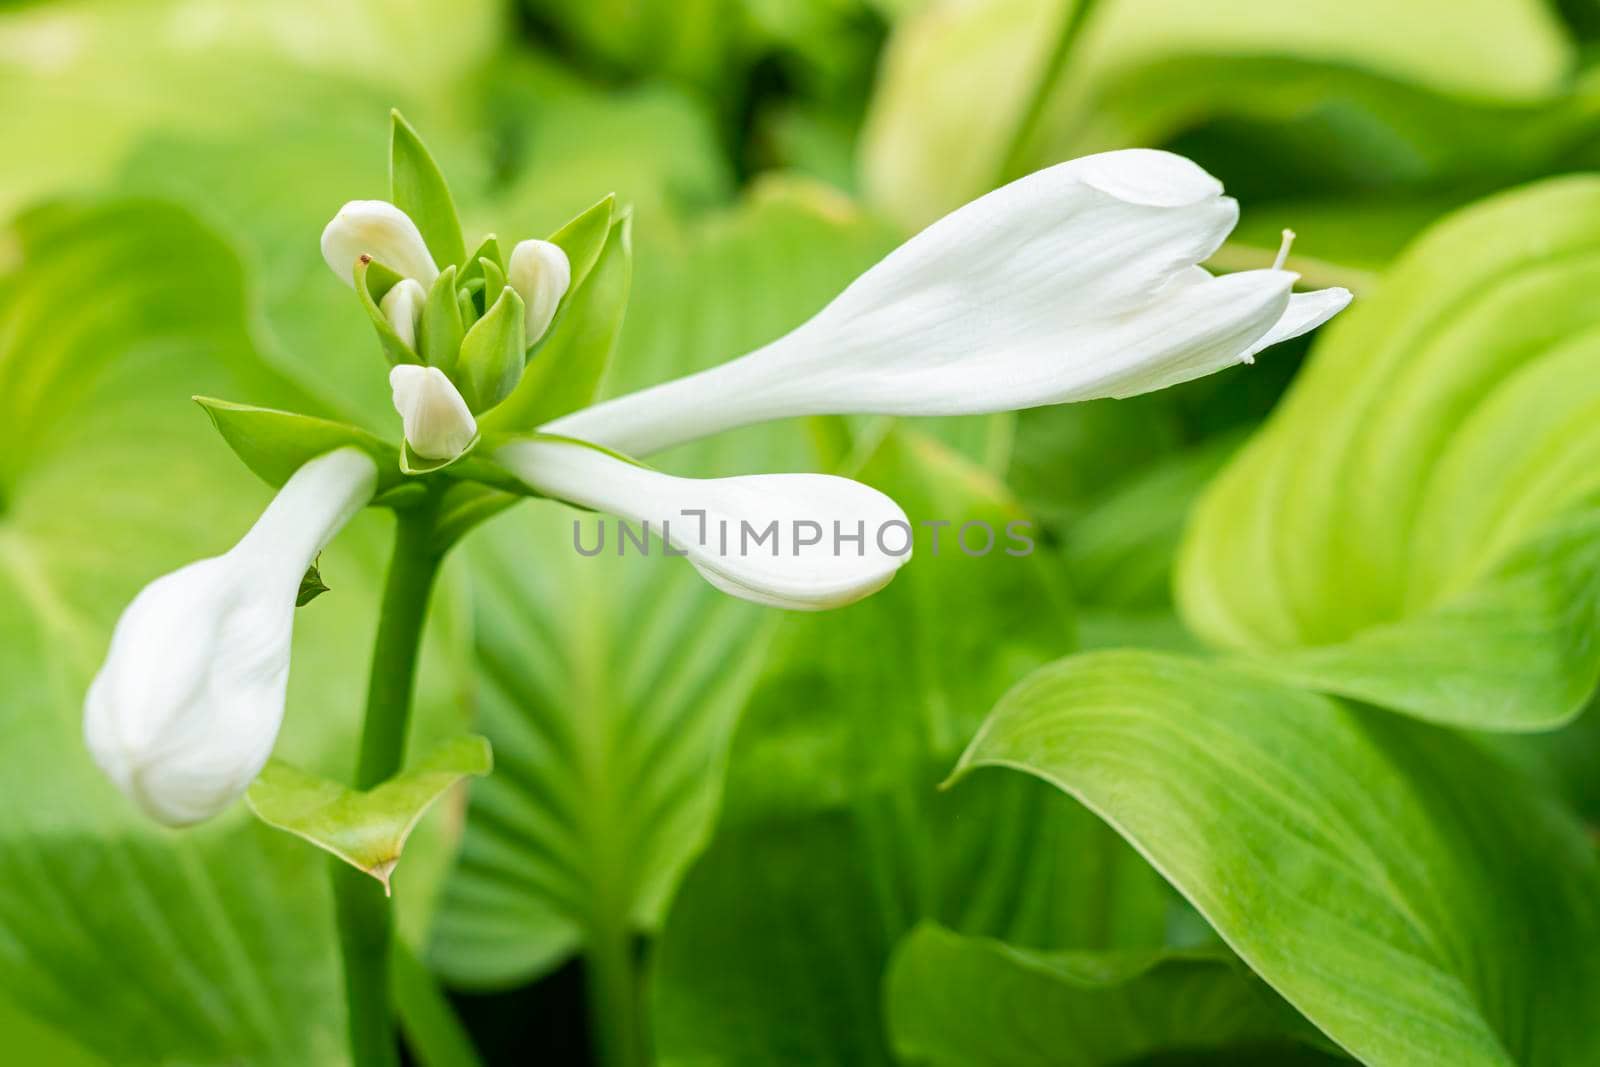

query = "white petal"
84;448;377;826
320;200;440;288
507;239;571;345
496;438;911;611
545;150;1350;456
1242;286;1354;361
390;365;477;460
380;277;427;351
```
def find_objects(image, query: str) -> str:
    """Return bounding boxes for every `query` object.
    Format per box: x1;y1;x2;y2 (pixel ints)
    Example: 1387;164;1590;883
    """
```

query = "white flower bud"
321;200;439;288
83;448;378;826
390;364;477;460
380;277;427;350
507;239;571;346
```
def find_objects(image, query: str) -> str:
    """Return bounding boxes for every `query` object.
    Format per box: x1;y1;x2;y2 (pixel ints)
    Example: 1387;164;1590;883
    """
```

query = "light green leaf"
390;110;467;270
955;650;1600;1067
0;199;472;1063
485;211;633;431
248;736;491;894
1178;176;1600;729
455;286;526;413
650;431;1176;1063
886;924;1334;1066
193;396;405;495
400;436;481;478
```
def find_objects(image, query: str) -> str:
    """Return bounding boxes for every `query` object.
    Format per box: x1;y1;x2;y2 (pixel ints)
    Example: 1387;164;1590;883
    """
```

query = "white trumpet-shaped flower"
84;448;378;826
321;200;439;288
380;277;427;350
496;439;911;610
391;365;477;461
507;239;572;346
544;149;1352;457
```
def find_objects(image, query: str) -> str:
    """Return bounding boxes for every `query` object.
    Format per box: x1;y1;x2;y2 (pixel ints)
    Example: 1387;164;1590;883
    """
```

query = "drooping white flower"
380;277;427;350
84;448;378;826
390;365;477;461
321;200;439;288
496;439;911;611
543;149;1352;457
507;239;571;346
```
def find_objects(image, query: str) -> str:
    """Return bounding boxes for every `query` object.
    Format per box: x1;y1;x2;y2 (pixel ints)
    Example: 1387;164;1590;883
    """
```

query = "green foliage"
1179;177;1600;729
0;198;471;1064
956;650;1600;1067
886;924;1333;1066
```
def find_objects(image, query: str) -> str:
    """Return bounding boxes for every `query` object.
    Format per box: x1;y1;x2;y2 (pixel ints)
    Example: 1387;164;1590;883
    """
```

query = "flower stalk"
334;494;444;1066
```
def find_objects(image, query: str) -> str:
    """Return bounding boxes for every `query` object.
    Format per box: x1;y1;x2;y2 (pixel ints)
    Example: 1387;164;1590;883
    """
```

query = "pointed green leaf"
248;736;492;895
955;650;1600;1067
421;264;465;376
548;193;616;293
886;924;1331;1067
454;286;525;413
354;255;420;367
466;234;502;273
478;257;506;304
483;213;632;430
1178;177;1600;729
193;397;405;495
390;110;466;269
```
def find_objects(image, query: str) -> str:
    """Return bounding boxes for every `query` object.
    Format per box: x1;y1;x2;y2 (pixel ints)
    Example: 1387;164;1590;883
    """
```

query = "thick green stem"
333;502;442;1067
586;912;643;1067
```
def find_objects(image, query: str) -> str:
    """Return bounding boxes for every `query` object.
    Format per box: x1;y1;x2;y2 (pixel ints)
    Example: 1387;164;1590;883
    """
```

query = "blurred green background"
5;0;1600;1063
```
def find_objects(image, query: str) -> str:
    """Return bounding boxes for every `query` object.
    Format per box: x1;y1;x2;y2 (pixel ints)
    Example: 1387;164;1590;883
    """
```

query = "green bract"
247;735;492;894
1178;177;1600;729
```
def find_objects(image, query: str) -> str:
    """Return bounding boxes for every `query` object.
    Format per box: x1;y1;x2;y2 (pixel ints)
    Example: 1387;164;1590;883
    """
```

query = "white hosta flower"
545;149;1352;457
391;365;477;460
381;277;427;350
497;439;911;610
84;448;378;826
321;200;439;288
507;239;571;345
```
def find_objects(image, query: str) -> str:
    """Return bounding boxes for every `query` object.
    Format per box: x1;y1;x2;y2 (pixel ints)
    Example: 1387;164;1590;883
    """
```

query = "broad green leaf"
886;924;1334;1066
485;212;634;431
862;0;1583;230
455;286;526;413
0;199;472;1063
1178;176;1600;729
429;185;901;994
955;650;1600;1067
650;430;1178;1063
248;735;492;893
194;397;405;495
391;110;467;270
